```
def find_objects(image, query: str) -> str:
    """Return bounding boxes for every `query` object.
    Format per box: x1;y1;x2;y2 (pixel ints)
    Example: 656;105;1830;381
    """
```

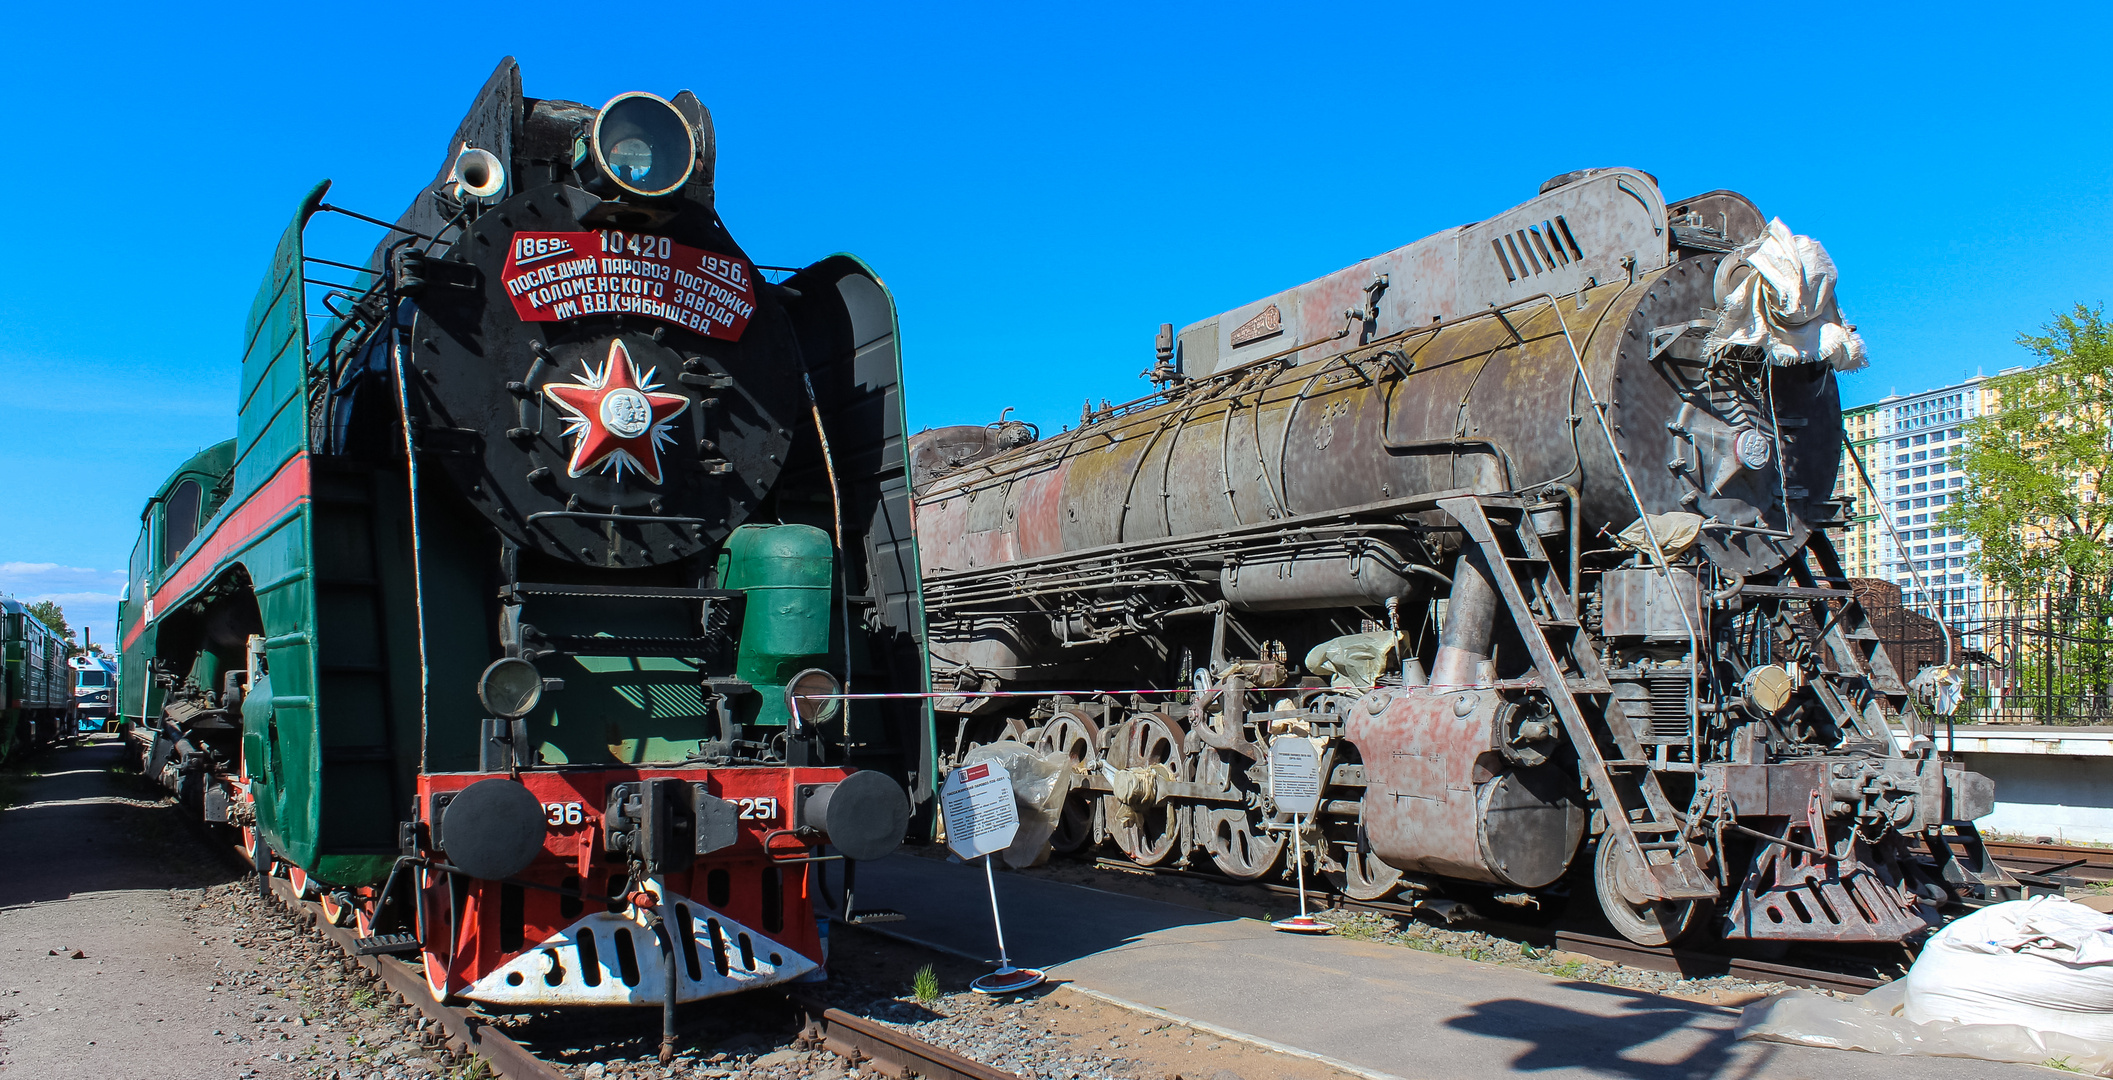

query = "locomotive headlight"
588;92;695;198
786;668;844;731
478;657;544;719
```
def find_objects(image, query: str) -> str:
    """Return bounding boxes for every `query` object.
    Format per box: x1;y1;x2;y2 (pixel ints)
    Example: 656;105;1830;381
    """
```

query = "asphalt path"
857;852;2053;1080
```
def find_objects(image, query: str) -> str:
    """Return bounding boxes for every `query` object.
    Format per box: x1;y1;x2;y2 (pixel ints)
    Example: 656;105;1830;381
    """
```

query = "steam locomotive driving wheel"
1104;712;1186;865
1593;835;1706;946
1031;709;1101;854
1192;746;1283;881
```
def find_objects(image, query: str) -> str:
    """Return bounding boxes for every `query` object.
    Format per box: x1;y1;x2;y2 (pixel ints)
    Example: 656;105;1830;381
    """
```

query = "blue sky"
3;3;2109;648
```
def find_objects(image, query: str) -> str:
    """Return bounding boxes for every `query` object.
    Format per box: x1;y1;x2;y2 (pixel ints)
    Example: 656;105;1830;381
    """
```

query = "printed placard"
1268;735;1321;816
499;229;756;340
941;761;1020;861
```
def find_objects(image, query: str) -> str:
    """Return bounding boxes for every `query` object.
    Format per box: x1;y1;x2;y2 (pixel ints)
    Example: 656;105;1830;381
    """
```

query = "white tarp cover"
1737;897;2113;1073
1909;663;1967;716
1705;218;1869;372
1303;631;1401;688
1614;512;1704;559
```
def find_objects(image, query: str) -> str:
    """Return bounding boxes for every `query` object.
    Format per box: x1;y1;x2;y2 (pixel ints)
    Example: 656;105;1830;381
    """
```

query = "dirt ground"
0;735;337;1079
0;737;1369;1080
812;922;1370;1080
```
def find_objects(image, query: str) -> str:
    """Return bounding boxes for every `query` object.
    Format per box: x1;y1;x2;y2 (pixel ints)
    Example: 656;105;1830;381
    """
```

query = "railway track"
1089;857;1886;996
257;871;1024;1080
1985;840;2113;885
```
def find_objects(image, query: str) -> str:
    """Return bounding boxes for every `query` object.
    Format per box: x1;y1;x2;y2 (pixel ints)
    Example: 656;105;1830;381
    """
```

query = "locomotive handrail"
499;582;742;601
923;297;1595;504
1376;432;1520;491
922;526;1440;611
523;509;720;526
1841;434;1953;668
924;486;1494;585
1506;289;1709;749
317;201;443;242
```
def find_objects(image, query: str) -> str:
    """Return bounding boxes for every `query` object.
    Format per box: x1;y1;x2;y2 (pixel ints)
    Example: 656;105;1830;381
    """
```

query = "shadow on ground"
1445;981;1784;1080
0;737;244;910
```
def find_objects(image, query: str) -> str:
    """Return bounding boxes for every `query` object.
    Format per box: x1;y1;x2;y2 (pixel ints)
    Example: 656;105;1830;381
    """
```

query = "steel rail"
1088;857;1884;996
1985;840;2113;885
788;995;1026;1080
260;874;564;1080
253;850;1020;1080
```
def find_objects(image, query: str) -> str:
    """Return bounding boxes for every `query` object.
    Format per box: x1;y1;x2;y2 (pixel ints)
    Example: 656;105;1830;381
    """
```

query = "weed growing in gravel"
1321;912;1396;942
349;986;378;1010
912;964;940;1004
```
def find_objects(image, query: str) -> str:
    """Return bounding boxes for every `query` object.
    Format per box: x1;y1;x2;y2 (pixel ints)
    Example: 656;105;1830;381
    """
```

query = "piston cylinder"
1346;687;1583;888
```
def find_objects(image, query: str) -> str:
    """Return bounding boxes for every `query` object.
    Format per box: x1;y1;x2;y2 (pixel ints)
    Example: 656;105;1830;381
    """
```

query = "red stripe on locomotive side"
123;453;311;651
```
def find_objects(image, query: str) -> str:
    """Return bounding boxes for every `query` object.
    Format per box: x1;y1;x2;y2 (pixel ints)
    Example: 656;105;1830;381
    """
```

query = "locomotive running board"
1439;496;1718;902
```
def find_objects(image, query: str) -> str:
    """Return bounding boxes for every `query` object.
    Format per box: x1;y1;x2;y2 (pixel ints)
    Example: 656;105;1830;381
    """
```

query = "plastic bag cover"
962;740;1072;869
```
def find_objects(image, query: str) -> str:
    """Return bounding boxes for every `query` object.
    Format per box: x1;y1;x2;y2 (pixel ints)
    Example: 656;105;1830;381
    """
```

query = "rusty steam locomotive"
910;168;2015;946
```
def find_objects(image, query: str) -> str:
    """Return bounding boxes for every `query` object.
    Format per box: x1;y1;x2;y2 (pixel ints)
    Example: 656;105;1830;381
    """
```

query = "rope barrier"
792;685;1380;702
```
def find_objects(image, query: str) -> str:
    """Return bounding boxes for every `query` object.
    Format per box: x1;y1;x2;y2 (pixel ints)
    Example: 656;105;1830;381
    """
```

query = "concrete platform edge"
837;916;995;966
841;918;1408;1080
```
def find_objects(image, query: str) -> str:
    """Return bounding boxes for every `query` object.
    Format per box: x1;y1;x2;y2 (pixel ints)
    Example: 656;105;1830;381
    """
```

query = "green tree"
1946;304;2113;598
22;600;75;651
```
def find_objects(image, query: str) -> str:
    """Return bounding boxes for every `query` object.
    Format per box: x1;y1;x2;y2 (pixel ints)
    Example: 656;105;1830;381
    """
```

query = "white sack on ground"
1737;896;2113;1073
1737;984;2113;1074
961;740;1072;869
1705;218;1868;372
1906;894;2113;1039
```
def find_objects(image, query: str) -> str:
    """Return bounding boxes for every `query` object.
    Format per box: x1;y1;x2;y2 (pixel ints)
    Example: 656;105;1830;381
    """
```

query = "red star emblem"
542;339;691;484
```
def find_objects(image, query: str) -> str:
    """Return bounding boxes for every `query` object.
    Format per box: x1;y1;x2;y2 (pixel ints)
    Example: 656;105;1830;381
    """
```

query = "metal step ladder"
309;459;409;855
1438;496;1718;902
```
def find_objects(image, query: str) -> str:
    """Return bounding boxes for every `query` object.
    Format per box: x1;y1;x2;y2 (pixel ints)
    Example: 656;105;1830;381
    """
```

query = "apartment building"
1831;377;1997;620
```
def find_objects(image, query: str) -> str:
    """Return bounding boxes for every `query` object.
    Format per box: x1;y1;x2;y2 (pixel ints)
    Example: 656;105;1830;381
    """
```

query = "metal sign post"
1267;735;1330;934
941;761;1045;993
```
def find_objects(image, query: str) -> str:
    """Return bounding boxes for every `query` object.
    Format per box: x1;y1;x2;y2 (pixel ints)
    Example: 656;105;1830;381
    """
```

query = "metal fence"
1876;592;2113;726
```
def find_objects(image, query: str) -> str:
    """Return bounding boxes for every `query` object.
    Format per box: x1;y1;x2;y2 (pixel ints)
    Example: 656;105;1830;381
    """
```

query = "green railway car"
2;597;74;758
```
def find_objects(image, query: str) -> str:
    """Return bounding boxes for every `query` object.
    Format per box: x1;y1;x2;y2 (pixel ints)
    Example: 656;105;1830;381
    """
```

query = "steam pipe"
1430;546;1500;687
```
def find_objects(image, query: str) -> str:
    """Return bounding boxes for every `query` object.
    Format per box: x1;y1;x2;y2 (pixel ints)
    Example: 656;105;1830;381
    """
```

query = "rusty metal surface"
790;995;1022;1080
1183;168;1671;379
1347;687;1579;888
905;169;2002;950
913;259;1832;601
1986;840;2113;885
1599;569;1704;642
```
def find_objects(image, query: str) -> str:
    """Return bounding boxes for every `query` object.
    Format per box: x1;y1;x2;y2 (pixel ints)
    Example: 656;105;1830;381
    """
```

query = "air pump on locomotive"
910;168;2018;946
118;59;930;1021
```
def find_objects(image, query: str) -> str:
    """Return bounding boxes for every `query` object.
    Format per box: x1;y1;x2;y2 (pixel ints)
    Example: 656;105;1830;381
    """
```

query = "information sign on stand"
940;762;1045;993
1268;736;1321;816
1267;735;1331;935
942;762;1019;860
